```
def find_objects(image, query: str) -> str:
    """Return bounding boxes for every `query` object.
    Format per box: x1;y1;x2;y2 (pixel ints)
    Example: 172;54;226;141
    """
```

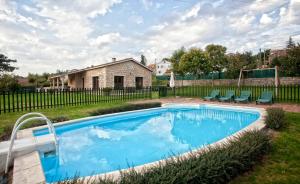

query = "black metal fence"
0;87;153;114
159;85;300;103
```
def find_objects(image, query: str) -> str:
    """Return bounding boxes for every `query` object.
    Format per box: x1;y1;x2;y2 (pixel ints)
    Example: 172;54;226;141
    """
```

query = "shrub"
58;130;270;184
102;87;113;96
265;107;286;130
51;115;70;123
89;102;161;116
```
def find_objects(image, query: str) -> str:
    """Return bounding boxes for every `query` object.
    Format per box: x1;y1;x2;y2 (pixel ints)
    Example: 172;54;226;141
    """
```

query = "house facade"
52;58;152;89
156;60;171;76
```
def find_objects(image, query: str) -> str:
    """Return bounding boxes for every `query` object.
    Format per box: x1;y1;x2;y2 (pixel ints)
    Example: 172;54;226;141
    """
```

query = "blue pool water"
34;105;260;182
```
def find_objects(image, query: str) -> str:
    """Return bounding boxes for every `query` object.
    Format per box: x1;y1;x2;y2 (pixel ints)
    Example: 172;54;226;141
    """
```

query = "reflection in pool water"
34;106;260;182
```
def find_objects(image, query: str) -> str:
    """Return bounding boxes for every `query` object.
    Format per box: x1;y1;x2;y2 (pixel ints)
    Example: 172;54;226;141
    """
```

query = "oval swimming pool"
34;104;261;182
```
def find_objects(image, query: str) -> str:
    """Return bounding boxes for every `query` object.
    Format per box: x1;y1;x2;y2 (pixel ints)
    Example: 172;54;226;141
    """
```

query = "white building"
156;60;171;76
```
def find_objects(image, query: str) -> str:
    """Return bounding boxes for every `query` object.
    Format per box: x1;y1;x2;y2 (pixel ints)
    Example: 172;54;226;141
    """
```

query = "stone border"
13;103;266;184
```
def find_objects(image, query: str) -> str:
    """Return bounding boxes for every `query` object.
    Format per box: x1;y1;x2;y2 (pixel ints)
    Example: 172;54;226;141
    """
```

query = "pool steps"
0;112;58;173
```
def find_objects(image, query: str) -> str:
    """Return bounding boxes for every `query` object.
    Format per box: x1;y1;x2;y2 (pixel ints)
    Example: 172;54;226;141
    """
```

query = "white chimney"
112;58;116;62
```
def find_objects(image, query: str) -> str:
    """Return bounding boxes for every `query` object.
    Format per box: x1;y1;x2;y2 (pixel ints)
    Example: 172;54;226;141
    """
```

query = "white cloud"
89;33;122;47
260;14;273;25
181;3;201;21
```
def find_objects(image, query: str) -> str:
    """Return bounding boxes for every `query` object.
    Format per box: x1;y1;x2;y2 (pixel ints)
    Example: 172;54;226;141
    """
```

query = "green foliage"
265;108;286;130
27;72;51;87
152;75;168;86
270;43;300;77
51;115;70;123
287;36;295;49
89;102;161;116
164;47;186;76
140;55;147;66
205;44;227;76
58;130;270;184
0;74;21;91
179;47;210;77
0;54;17;73
102;87;113;95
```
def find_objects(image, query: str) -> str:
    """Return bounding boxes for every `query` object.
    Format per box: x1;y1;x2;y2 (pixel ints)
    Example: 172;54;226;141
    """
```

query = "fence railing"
0;87;153;114
159;85;300;103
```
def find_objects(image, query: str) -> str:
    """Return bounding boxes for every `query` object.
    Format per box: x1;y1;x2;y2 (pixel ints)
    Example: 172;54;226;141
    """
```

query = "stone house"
50;58;152;89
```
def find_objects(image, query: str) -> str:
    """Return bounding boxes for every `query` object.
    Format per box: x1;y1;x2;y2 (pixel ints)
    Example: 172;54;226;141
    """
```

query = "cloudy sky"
1;0;300;76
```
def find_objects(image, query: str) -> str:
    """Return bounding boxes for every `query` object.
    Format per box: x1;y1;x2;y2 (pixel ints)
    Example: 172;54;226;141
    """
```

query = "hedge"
89;102;162;116
59;130;270;184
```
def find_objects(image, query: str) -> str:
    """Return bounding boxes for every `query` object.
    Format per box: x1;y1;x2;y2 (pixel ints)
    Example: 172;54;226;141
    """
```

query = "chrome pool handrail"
5;113;58;173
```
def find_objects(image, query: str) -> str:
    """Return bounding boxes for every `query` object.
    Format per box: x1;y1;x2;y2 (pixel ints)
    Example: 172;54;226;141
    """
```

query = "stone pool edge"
12;103;267;184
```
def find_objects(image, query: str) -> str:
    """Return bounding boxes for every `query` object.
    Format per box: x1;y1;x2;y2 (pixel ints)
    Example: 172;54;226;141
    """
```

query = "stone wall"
175;77;300;86
69;61;152;89
105;61;152;88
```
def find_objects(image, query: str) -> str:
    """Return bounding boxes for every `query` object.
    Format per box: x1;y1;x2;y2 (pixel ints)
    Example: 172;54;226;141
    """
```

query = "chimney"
112;58;116;62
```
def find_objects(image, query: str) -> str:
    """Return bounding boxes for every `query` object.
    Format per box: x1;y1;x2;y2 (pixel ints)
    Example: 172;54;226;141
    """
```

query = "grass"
0;102;127;140
230;112;300;184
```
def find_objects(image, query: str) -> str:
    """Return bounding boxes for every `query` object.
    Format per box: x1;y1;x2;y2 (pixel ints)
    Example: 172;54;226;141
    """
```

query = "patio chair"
204;90;220;101
219;90;235;102
256;91;273;104
234;90;251;103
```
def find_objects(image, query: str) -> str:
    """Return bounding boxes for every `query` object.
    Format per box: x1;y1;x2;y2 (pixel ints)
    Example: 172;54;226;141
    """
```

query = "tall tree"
0;54;17;73
287;36;295;49
179;48;210;77
164;47;186;76
205;44;227;79
140;55;147;65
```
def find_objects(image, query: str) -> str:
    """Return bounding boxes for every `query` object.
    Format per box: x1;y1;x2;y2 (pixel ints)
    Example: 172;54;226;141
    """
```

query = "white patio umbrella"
169;72;175;88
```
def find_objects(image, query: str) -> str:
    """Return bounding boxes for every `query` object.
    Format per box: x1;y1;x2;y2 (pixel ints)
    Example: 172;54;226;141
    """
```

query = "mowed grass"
231;112;300;184
0;101;127;137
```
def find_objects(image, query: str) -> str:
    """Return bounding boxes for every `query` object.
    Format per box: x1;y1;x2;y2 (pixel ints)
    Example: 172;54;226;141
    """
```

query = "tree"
287;36;295;49
28;73;51;87
286;43;300;76
179;48;210;77
140;55;147;65
205;44;227;79
0;74;20;91
164;47;186;76
0;54;17;73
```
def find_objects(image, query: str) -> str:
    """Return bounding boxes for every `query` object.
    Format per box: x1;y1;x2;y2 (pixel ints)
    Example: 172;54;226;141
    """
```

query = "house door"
92;76;99;89
135;77;143;89
114;76;124;89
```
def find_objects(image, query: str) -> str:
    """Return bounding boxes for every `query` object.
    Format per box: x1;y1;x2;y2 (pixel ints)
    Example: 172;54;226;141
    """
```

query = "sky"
0;0;300;76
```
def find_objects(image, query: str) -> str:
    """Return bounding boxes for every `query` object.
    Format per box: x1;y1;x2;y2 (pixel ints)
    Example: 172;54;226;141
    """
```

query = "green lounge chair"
204;90;220;101
234;91;251;103
256;91;273;104
219;90;235;102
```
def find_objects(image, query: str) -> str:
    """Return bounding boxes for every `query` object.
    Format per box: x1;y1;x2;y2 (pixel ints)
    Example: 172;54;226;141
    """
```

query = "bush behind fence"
0;87;153;114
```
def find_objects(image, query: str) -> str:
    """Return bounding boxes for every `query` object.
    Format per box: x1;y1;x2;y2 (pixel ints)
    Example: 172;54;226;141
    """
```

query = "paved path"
132;97;300;113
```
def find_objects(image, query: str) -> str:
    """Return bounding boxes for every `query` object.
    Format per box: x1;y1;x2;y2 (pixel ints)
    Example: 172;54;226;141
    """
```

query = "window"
82;78;85;88
135;77;143;89
92;76;99;89
114;76;124;89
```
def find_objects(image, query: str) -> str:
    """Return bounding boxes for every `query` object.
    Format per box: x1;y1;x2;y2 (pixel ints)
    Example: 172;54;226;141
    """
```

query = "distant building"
49;58;152;89
156;60;171;76
268;49;287;64
147;64;156;74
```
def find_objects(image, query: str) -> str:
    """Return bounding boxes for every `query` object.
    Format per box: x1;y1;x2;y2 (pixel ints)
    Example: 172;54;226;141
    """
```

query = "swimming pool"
34;104;262;182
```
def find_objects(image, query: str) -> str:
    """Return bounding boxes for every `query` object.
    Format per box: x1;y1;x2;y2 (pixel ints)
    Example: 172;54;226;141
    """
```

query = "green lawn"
231;112;300;184
0;101;127;138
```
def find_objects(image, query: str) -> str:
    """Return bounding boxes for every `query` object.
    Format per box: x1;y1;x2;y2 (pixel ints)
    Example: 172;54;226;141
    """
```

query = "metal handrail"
5;113;58;173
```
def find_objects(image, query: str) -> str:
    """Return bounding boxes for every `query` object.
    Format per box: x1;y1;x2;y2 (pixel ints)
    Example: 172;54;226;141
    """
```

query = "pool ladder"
5;112;59;173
